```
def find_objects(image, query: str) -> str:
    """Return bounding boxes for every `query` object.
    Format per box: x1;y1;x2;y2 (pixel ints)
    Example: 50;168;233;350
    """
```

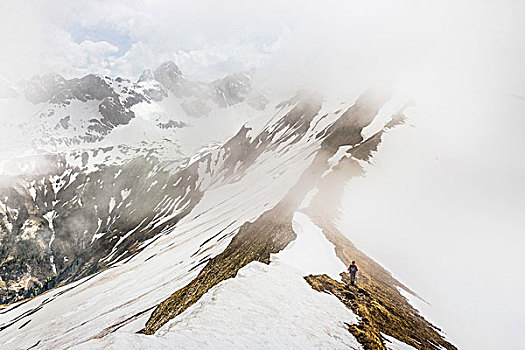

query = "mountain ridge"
0;66;457;349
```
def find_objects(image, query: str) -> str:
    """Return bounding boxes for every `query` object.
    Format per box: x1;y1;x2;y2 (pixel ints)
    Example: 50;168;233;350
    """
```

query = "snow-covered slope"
0;61;265;167
71;212;362;350
0;74;457;350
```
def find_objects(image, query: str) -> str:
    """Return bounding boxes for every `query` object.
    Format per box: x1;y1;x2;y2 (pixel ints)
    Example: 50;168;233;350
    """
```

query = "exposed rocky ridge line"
139;91;327;334
305;208;456;350
139;90;394;335
298;107;456;349
140;201;296;334
305;272;456;350
138;90;455;349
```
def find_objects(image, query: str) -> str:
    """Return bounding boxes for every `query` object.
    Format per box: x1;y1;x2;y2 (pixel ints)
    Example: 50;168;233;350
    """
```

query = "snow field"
72;211;361;350
277;212;347;282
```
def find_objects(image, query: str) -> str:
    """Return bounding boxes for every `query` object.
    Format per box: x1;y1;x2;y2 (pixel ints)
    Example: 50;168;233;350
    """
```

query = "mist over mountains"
1;1;524;349
0;58;460;349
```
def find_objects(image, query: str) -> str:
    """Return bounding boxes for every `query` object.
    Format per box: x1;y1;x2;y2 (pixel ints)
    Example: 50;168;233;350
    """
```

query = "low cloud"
0;1;524;348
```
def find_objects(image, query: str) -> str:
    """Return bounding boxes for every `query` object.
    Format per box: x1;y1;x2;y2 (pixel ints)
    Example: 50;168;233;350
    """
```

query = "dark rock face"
58;116;71;130
26;74;146;145
97;96;135;131
55;74;116;104
0;152;203;304
143;86;168;102
217;91;323;182
21;73;118;106
136;69;169;102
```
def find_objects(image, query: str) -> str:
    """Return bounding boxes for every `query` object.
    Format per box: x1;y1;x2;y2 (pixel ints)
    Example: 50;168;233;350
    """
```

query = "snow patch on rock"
382;333;418;350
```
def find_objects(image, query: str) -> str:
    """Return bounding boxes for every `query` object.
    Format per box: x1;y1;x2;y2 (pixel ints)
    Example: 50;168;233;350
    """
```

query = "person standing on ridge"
348;261;358;285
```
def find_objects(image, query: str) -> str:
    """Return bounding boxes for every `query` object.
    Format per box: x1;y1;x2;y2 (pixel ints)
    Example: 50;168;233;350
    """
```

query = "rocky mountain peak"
153;61;192;97
137;69;154;83
156;61;183;77
0;65;270;153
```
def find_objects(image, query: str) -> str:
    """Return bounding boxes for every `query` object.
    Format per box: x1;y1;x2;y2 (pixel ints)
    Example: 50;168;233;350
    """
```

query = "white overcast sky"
1;1;524;349
1;0;522;92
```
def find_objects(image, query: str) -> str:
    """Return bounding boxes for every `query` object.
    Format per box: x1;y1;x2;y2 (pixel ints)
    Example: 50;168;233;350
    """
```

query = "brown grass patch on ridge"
140;202;295;334
305;273;456;350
